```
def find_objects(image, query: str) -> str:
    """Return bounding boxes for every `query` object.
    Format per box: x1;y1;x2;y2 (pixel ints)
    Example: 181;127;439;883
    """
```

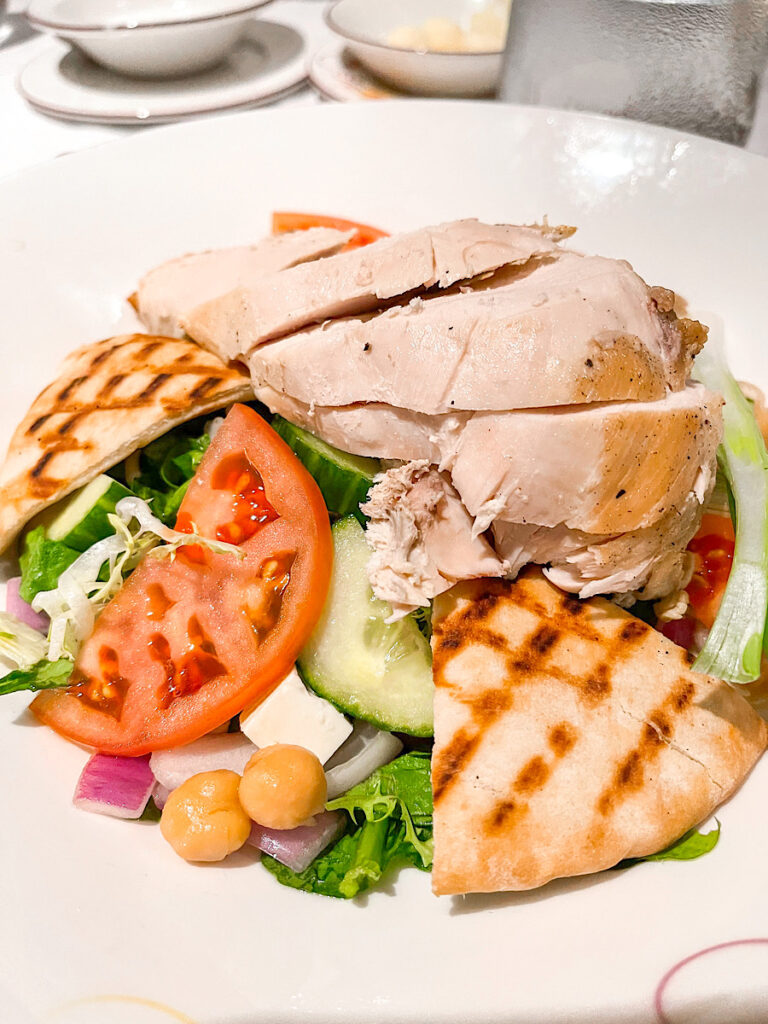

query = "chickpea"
160;770;251;862
239;744;327;830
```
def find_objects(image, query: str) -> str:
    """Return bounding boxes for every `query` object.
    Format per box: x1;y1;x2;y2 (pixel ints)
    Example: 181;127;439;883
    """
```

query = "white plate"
16;19;306;124
2;101;768;1024
309;42;401;102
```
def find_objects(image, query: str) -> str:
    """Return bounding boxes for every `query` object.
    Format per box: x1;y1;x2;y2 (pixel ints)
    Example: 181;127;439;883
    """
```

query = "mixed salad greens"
1;376;751;896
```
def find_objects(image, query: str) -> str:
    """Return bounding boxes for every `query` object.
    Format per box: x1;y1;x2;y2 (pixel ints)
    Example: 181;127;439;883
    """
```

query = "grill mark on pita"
190;376;223;400
514;756;550;795
470;685;513;725
548;722;578;756
98;373;126;397
596;679;696;815
432;624;509;683
89;346;119;370
433;728;480;804
28;414;51;434
486;799;525;832
57;414;83;436
579;662;612;705
138;373;172;400
138;340;163;358
57;376;87;401
30;451;55;478
508;623;560;673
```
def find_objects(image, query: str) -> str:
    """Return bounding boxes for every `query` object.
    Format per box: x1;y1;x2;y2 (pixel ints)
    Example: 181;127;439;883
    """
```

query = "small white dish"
26;0;274;78
325;0;504;98
17;19;306;124
309;42;401;102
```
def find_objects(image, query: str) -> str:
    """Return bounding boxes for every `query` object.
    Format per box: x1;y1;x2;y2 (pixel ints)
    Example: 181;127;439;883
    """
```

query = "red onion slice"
74;753;155;819
248;810;345;873
150;733;257;791
325;721;403;800
5;577;48;633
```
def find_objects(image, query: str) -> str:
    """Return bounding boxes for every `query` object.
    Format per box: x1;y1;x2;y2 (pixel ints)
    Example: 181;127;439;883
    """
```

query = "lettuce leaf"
121;424;210;526
19;527;80;603
616;821;720;869
262;752;433;899
0;658;73;695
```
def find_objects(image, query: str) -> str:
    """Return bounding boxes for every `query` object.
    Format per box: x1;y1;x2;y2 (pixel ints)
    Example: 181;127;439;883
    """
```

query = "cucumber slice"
272;416;380;522
43;475;135;551
298;517;434;737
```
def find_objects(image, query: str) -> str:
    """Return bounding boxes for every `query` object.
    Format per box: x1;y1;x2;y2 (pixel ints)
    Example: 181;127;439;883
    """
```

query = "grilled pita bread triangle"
431;569;766;895
0;334;254;554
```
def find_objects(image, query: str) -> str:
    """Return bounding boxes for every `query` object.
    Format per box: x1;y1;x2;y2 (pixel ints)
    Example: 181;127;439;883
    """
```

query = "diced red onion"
324;721;403;800
74;753;155;819
5;577;48;632
150;733;257;791
248;810;345;873
660;617;696;650
660;617;709;655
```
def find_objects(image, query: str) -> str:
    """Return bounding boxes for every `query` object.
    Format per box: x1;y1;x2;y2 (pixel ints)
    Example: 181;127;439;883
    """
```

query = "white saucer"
308;42;401;103
17;19;307;125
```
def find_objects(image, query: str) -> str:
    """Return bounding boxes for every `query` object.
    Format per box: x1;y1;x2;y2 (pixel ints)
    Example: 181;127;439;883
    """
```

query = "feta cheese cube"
240;666;353;765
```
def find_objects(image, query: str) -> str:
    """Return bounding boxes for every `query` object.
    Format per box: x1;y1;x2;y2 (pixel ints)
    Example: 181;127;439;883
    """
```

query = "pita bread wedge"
0;334;254;554
431;570;766;895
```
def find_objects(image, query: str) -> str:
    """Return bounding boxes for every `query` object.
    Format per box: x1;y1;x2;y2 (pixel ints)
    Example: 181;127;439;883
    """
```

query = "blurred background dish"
17;19;306;124
26;0;274;77
325;0;507;97
308;42;401;102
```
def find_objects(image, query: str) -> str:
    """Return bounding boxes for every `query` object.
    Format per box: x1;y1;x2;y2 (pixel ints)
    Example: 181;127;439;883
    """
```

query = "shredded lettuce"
0;612;49;669
693;332;768;683
32;496;242;662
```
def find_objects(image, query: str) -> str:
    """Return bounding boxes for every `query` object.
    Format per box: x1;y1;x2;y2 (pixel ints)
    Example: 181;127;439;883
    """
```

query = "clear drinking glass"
499;0;768;144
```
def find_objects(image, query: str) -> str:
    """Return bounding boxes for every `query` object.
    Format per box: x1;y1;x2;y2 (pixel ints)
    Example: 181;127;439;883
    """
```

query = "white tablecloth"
2;0;767;183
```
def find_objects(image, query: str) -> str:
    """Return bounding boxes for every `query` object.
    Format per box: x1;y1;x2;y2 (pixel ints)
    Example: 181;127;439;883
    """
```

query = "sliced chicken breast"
255;386;468;468
451;384;722;534
184;220;560;359
136;227;353;339
493;491;703;600
361;461;507;618
248;252;703;414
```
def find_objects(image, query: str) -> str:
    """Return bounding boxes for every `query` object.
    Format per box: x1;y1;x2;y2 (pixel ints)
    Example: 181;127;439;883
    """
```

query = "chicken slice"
184;220;560;359
135;227;353;339
254;385;468;468
361;461;507;618
492;491;703;601
451;384;722;535
248;252;702;414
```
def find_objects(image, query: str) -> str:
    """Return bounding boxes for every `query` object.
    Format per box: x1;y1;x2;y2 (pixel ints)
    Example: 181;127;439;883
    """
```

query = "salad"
0;212;766;899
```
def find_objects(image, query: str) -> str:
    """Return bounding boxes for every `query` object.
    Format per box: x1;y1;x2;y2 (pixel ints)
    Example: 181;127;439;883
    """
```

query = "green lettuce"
0;658;73;695
616;821;720;869
262;752;433;899
19;527;80;603
121;424;210;526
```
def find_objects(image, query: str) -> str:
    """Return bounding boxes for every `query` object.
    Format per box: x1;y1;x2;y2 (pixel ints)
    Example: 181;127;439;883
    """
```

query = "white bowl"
26;0;273;78
325;0;505;98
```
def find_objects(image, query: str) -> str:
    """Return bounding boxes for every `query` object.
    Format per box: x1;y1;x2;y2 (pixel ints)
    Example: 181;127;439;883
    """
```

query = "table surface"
2;0;768;183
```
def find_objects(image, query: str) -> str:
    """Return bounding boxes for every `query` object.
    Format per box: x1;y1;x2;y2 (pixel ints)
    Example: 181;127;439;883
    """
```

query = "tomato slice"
32;405;332;756
271;212;388;250
686;512;735;629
